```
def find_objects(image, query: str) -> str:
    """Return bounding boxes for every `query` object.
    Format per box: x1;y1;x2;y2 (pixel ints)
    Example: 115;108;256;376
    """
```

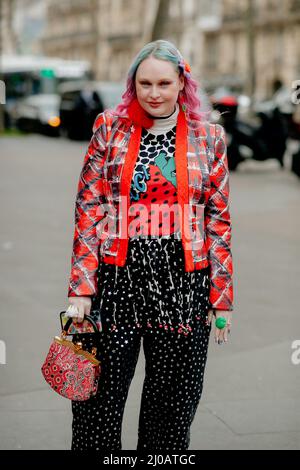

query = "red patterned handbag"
41;314;101;401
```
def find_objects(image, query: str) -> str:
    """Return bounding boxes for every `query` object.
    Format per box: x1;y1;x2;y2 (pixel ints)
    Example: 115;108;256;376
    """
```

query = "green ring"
215;316;227;329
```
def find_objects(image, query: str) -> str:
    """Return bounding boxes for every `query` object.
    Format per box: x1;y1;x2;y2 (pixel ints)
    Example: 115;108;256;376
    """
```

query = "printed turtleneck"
128;104;180;238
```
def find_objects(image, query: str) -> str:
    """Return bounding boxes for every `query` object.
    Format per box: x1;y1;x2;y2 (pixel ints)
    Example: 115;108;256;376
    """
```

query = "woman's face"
135;56;184;117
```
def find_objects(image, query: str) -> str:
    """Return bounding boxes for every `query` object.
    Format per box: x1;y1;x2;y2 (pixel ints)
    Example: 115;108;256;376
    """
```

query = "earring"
178;92;187;112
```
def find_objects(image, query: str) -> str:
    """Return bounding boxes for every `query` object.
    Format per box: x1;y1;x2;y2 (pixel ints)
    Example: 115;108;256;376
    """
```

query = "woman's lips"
148;102;162;108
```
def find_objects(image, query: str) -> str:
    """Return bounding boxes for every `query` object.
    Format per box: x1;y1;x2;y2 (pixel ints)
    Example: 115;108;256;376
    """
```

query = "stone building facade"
204;0;300;98
40;0;219;82
40;0;300;99
41;0;99;76
41;0;160;80
96;0;159;80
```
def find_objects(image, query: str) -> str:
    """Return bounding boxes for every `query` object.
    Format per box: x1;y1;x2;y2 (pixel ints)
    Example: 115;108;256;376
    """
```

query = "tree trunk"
151;0;170;41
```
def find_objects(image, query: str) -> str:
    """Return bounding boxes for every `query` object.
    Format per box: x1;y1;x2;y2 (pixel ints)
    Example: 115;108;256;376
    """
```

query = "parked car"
58;80;124;140
14;93;61;136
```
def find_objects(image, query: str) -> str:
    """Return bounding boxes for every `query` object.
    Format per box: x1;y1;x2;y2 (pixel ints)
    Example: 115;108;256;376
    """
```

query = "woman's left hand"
207;309;232;344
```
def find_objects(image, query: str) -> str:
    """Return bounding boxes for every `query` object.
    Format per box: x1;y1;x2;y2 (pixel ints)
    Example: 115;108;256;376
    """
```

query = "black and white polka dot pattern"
71;234;212;451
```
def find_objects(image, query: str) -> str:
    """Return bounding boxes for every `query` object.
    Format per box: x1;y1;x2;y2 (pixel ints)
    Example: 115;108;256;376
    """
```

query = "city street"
0;133;299;450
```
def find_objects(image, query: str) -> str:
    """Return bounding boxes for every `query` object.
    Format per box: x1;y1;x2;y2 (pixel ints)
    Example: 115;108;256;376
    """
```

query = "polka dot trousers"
71;234;212;451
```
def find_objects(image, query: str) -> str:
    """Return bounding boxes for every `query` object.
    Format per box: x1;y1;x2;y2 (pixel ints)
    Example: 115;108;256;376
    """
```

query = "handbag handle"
60;312;100;336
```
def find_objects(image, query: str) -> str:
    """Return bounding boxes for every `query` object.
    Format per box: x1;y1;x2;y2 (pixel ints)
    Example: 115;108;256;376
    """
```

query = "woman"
66;39;234;451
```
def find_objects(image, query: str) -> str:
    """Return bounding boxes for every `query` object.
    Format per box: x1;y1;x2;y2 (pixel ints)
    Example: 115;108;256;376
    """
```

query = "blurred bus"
1;55;91;128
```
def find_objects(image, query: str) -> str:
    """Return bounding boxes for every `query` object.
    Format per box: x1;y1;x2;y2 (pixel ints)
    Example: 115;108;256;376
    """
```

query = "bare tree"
151;0;170;41
246;0;256;108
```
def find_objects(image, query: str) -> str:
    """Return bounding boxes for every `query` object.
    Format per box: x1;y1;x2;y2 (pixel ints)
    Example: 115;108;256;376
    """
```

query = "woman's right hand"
67;296;92;324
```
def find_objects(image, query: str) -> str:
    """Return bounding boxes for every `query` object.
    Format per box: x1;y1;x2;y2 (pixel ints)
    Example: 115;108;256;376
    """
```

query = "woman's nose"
149;87;160;99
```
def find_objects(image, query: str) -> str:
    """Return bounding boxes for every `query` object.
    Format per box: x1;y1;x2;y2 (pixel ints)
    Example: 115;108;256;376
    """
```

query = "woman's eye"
139;82;170;87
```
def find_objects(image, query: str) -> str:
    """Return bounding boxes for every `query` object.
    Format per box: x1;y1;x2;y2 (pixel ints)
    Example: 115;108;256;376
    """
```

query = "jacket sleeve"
205;123;234;311
68;112;108;297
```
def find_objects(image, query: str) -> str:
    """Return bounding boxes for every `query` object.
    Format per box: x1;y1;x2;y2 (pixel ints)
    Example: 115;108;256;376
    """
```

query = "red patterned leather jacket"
68;108;234;311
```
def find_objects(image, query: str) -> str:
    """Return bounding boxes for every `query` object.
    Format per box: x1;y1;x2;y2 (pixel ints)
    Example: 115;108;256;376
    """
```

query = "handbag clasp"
74;342;83;352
